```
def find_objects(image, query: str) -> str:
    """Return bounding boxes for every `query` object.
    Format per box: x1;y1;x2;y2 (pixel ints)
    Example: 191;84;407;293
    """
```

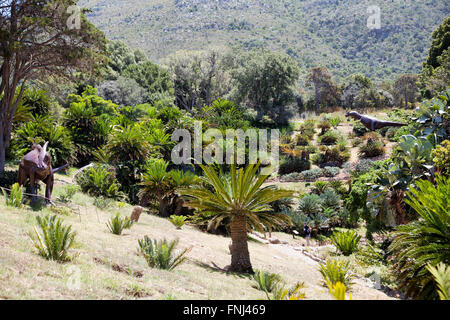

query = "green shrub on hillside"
252;270;283;293
138;237;191;271
318;260;353;288
2;183;25;208
106;213;134;235
75;164;124;200
318;130;341;145
330;229;361;256
30;215;76;262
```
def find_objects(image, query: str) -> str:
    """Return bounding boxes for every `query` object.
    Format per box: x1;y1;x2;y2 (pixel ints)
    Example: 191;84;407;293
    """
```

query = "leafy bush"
427;263;450;300
169;215;188;229
252;270;283;293
318;260;353;288
75;165;124;200
311;181;329;195
29;215;76;262
317;120;331;135
312;145;350;167
2;183;25;208
329;117;341;128
278;156;311;175
320;189;341;210
297;194;322;216
300;168;323;181
93;196;115;210
432;140;450;176
345;159;374;177
106;213;134;235
12;114;75;167
322;166;340;177
266;282;306;300
138;237;191;271
328;282;352;300
56;185;78;203
353;121;370;137
359;138;385;158
318;130;340;145
330;229;361;256
295;134;310;146
279;172;303;182
389;176;450;299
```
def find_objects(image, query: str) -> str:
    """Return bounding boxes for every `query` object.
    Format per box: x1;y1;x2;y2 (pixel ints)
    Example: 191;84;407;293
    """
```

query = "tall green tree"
179;163;293;274
306;67;340;112
122;61;174;104
0;0;106;172
165;49;231;112
394;74;419;108
230;49;300;121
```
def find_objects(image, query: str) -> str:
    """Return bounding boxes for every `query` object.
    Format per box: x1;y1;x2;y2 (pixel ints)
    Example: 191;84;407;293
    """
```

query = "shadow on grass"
193;260;252;279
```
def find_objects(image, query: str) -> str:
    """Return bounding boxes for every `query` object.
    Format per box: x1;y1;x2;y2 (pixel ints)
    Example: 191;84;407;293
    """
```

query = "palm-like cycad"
389;176;450;299
179;163;293;274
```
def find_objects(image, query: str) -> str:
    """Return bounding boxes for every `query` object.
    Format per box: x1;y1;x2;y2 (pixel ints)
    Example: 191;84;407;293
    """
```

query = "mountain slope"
79;0;450;81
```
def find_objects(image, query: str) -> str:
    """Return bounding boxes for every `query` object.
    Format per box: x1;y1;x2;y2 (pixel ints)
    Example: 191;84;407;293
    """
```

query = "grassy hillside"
0;168;392;300
79;0;449;81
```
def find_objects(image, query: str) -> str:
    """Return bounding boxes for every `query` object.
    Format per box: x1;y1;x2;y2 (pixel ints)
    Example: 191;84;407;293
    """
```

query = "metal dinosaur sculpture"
345;111;407;131
18;142;69;203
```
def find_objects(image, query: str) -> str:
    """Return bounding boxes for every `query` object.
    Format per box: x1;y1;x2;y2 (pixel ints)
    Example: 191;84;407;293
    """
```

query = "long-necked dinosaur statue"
18;142;69;203
345;111;407;131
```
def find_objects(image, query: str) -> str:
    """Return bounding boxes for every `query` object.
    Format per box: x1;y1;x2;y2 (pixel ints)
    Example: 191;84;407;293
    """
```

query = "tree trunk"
404;91;408;109
229;214;253;274
314;84;320;112
0;140;5;173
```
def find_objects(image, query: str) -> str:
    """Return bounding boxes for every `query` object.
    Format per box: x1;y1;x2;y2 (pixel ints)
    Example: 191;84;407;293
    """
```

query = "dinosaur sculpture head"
345;111;361;120
36;141;50;171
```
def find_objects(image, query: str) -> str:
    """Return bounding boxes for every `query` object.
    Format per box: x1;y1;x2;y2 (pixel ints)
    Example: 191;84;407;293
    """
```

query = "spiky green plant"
330;229;361;256
266;282;306;300
252;270;283;293
178;162;293;274
427;263;450;300
138;237;191;270
57;184;78;203
3;183;25;208
106;213;134;235
169;215;188;229
328;281;352;300
318;259;353;288
29;215;76;262
389;176;450;299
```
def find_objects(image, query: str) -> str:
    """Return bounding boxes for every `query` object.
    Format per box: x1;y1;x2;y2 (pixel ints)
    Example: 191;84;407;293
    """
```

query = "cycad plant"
427;263;450;300
3;183;25;208
179;162;293;273
169;215;188;229
266;282;306;300
318;259;353;288
29;215;76;262
138;237;191;271
328;282;352;300
330;229;361;256
389;176;450;299
252;270;283;293
138;159;198;217
106;213;134;235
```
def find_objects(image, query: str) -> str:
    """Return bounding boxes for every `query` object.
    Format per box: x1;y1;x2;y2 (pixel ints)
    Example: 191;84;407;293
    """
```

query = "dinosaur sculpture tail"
383;121;407;128
52;164;70;174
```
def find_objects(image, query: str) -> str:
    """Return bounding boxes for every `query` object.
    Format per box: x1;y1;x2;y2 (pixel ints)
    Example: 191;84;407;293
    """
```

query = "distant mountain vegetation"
79;0;449;81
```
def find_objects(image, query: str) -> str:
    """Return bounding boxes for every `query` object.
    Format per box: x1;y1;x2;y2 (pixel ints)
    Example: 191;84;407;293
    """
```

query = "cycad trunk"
229;214;253;274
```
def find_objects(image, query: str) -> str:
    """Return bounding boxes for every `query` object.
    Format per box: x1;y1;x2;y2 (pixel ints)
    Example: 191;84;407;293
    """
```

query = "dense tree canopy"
0;0;106;172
